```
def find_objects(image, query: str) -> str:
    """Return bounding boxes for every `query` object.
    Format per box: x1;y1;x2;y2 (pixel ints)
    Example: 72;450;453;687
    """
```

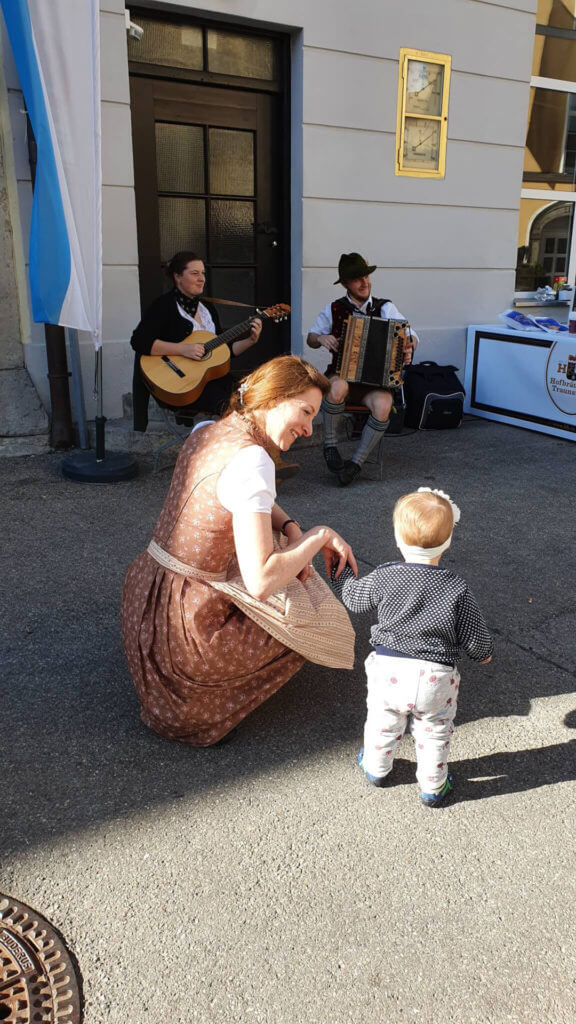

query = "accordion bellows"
336;315;409;389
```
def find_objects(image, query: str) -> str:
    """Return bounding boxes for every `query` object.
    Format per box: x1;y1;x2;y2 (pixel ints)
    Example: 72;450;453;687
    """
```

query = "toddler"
330;488;492;806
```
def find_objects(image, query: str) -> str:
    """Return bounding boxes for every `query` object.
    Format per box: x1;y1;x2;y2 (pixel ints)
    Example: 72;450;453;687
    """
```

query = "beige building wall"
0;82;22;372
1;0;537;417
0;27;49;436
0;30;37;370
174;0;536;375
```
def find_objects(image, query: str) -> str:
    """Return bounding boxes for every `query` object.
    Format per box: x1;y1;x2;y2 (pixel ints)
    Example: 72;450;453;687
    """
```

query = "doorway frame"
128;4;293;325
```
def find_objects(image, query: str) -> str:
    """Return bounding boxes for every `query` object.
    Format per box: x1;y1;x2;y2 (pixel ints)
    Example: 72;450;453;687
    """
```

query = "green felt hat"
334;252;377;285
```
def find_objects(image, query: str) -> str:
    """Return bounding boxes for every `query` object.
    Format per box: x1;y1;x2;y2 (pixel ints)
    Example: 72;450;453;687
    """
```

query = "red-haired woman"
122;356;357;746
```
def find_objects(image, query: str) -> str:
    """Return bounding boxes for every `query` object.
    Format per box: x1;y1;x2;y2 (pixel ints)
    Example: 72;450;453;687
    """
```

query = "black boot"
338;460;362;486
323;445;345;473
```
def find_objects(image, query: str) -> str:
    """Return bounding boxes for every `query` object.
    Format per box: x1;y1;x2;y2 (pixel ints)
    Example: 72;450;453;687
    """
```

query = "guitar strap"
201;296;257;309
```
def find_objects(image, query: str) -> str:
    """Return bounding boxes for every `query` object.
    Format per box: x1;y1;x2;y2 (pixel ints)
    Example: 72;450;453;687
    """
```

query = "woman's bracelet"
281;518;300;536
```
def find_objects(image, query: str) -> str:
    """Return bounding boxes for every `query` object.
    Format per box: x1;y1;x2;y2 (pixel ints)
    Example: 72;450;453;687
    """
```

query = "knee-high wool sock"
321;398;346;447
353;414;388;466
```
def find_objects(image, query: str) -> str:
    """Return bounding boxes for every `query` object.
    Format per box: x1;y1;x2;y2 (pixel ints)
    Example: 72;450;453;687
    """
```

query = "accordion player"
334;314;412;390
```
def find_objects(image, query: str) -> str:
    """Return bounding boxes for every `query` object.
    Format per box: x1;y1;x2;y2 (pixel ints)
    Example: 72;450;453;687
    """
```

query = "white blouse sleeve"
216;445;276;514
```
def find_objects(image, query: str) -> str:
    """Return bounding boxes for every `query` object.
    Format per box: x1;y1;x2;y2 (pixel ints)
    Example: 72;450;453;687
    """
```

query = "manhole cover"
0;894;82;1023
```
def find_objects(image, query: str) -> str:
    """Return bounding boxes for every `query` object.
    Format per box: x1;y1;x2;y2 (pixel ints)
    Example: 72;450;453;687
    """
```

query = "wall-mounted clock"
396;49;451;178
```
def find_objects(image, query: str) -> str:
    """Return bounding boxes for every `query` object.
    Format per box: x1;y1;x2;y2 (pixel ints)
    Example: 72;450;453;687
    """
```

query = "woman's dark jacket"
131;292;222;432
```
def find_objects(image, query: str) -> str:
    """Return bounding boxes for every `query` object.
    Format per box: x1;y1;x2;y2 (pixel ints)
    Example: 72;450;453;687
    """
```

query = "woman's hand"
318;528;357;579
249;318;263;345
179;342;206;361
233;514;356;602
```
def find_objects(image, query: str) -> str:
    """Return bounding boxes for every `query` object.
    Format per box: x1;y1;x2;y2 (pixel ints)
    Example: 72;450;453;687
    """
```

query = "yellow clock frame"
395;48;451;179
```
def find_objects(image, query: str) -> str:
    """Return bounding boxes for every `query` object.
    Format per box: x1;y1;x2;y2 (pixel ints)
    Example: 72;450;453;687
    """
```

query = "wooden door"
130;77;288;368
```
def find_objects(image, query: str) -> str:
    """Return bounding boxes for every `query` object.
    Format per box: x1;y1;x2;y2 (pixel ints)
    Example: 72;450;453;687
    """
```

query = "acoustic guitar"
140;303;291;407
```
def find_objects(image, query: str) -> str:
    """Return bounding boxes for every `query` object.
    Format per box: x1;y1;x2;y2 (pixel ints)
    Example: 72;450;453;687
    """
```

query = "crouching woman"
122;356;357;745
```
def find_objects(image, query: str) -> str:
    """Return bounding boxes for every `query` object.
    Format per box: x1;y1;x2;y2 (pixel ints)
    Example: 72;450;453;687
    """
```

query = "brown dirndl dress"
121;414;305;745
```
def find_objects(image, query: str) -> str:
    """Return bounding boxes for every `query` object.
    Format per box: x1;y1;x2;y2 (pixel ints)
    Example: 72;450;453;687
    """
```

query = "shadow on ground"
2;418;575;853
361;729;576;803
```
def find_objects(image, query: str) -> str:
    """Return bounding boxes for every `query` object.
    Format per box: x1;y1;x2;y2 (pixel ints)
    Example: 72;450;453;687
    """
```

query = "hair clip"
238;376;251;405
417;487;461;524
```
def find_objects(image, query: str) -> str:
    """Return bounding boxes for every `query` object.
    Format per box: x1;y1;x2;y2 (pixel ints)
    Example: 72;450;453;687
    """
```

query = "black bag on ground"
403;361;465;430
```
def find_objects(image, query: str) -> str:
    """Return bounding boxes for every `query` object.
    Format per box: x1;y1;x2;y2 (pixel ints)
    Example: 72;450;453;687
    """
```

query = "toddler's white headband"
395;488;461;563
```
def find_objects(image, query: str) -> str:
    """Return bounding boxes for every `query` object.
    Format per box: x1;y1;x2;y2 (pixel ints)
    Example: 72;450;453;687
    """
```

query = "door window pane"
207;30;277;80
127;17;203;70
516;198;574;289
210;201;255;263
209;268;256;330
524;88;576;187
209;129;255;196
156;124;205;194
158;197;206;263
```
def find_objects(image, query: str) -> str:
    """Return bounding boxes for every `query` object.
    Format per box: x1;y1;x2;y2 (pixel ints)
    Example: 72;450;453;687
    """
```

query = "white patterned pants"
361;652;460;792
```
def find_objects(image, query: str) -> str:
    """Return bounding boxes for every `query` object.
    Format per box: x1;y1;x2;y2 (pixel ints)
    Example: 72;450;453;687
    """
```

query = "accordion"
335;315;410;390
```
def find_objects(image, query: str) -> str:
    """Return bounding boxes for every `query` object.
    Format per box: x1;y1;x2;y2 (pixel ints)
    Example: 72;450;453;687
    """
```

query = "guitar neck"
205;317;260;354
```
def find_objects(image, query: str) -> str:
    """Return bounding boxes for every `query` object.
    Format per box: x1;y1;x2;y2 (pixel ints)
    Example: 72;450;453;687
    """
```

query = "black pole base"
62;449;138;483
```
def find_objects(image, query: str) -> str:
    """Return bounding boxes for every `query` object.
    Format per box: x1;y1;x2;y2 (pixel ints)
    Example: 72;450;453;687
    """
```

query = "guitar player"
131;251;299;479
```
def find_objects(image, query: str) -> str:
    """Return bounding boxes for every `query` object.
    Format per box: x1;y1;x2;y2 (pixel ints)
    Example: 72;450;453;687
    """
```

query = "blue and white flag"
1;0;102;345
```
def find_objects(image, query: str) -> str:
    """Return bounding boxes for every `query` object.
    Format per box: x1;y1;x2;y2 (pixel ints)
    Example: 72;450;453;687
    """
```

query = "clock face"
405;59;444;117
403;117;441;170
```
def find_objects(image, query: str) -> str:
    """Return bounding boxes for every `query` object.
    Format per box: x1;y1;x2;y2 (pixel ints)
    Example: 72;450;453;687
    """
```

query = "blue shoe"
421;772;454;807
357;749;388;787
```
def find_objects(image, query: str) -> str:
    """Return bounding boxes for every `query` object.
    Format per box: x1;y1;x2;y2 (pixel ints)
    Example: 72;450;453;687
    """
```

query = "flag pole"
62;346;137;481
66;328;89;450
95;345;105;461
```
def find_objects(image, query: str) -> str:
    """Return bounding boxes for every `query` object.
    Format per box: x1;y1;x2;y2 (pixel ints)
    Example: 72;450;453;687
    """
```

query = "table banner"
464;326;576;442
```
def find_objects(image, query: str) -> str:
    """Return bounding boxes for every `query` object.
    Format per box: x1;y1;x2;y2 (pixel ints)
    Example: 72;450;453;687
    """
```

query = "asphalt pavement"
1;414;575;1024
